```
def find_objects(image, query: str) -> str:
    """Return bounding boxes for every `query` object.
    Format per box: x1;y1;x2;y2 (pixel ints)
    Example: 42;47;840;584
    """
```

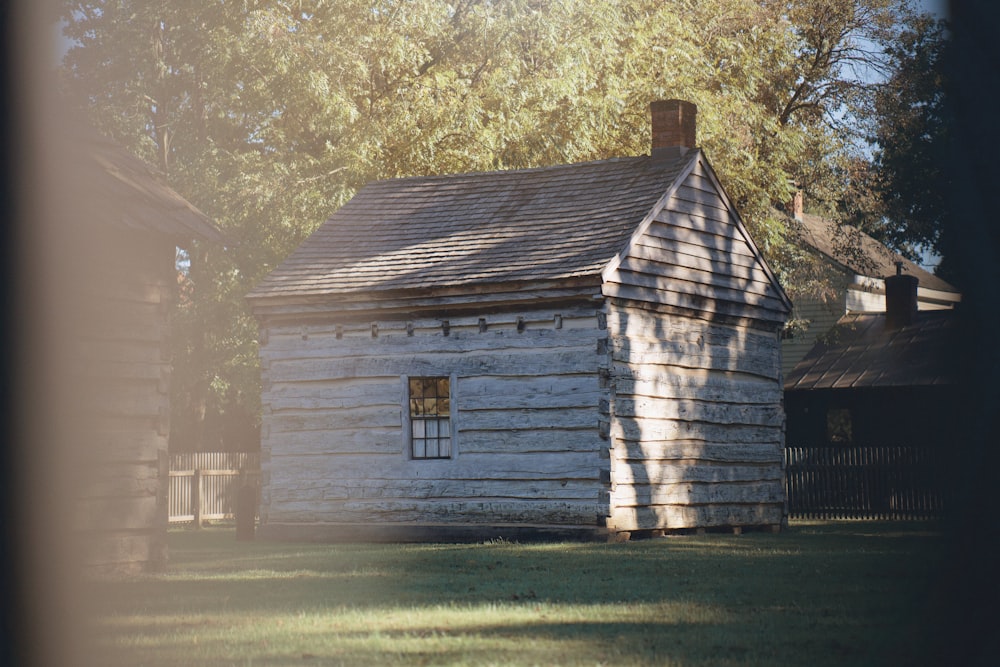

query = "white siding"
781;291;849;377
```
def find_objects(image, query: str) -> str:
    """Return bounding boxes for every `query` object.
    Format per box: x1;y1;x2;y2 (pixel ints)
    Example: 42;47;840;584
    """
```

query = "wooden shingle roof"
249;153;695;299
784;310;957;390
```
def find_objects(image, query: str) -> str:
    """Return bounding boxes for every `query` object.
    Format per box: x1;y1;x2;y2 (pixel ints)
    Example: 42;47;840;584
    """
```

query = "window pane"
409;377;452;459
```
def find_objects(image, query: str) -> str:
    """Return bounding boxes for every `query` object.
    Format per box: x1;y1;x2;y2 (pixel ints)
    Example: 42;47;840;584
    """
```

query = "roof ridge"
365;155;652;187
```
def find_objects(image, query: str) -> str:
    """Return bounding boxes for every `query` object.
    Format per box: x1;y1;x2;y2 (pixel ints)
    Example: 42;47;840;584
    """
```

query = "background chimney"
651;99;697;160
788;190;804;221
885;263;918;328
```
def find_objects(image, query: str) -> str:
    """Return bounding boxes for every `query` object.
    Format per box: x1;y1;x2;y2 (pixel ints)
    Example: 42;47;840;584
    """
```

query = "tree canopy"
866;14;954;281
57;0;929;451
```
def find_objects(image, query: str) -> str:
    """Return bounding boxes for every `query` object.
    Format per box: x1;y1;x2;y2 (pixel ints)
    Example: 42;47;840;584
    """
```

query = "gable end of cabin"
600;156;789;534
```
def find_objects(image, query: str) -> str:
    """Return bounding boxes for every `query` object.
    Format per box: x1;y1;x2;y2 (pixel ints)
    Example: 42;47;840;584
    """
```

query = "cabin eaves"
75;123;224;245
250;155;691;296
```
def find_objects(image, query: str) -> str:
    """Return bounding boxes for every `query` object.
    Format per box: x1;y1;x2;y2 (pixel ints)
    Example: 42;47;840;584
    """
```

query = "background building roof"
791;213;956;294
784;310;957;390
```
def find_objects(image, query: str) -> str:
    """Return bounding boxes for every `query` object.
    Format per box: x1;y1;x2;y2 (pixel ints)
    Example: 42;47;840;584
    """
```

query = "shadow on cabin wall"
617;305;784;534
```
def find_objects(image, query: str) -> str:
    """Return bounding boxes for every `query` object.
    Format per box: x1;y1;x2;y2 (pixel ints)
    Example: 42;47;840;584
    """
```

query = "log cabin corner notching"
247;100;792;540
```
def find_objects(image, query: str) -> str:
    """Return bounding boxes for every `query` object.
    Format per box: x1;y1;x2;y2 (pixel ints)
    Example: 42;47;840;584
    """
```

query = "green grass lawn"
84;521;948;666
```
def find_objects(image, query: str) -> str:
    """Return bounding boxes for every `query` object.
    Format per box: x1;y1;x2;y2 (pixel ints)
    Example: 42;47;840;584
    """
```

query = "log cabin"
784;270;959;449
783;271;959;517
54;122;224;573
248;100;792;540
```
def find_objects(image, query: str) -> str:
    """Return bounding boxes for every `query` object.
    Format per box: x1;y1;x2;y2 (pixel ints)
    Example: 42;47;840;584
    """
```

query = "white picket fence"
168;452;260;523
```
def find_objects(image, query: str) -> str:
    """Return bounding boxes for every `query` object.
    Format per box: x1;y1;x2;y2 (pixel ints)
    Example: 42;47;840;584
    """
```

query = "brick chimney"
885;262;918;328
651;99;697;161
788;190;804;221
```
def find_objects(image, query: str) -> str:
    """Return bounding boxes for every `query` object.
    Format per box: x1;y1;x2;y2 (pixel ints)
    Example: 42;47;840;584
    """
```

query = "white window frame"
403;374;456;460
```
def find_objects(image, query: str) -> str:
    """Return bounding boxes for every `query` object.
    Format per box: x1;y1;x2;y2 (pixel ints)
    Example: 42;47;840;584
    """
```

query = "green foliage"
57;0;920;450
867;14;954;279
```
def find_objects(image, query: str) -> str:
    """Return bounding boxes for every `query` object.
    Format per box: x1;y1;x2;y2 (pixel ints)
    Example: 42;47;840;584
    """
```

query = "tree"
57;0;919;451
866;14;954;281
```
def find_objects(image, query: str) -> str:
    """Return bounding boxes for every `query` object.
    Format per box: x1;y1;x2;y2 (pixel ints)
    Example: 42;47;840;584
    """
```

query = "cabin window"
826;408;853;443
408;376;452;459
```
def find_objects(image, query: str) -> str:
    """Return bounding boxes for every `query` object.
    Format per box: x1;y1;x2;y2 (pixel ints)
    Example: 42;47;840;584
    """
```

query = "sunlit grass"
85;521;946;666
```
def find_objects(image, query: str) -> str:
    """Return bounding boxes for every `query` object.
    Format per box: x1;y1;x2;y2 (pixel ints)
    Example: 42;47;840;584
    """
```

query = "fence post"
192;468;202;529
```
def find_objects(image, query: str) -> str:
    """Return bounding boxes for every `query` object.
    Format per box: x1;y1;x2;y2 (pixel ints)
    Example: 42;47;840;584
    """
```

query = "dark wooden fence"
784;445;947;520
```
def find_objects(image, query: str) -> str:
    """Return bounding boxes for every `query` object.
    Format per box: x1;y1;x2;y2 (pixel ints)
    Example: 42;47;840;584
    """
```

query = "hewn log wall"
75;231;172;572
258;303;608;535
605;306;784;530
